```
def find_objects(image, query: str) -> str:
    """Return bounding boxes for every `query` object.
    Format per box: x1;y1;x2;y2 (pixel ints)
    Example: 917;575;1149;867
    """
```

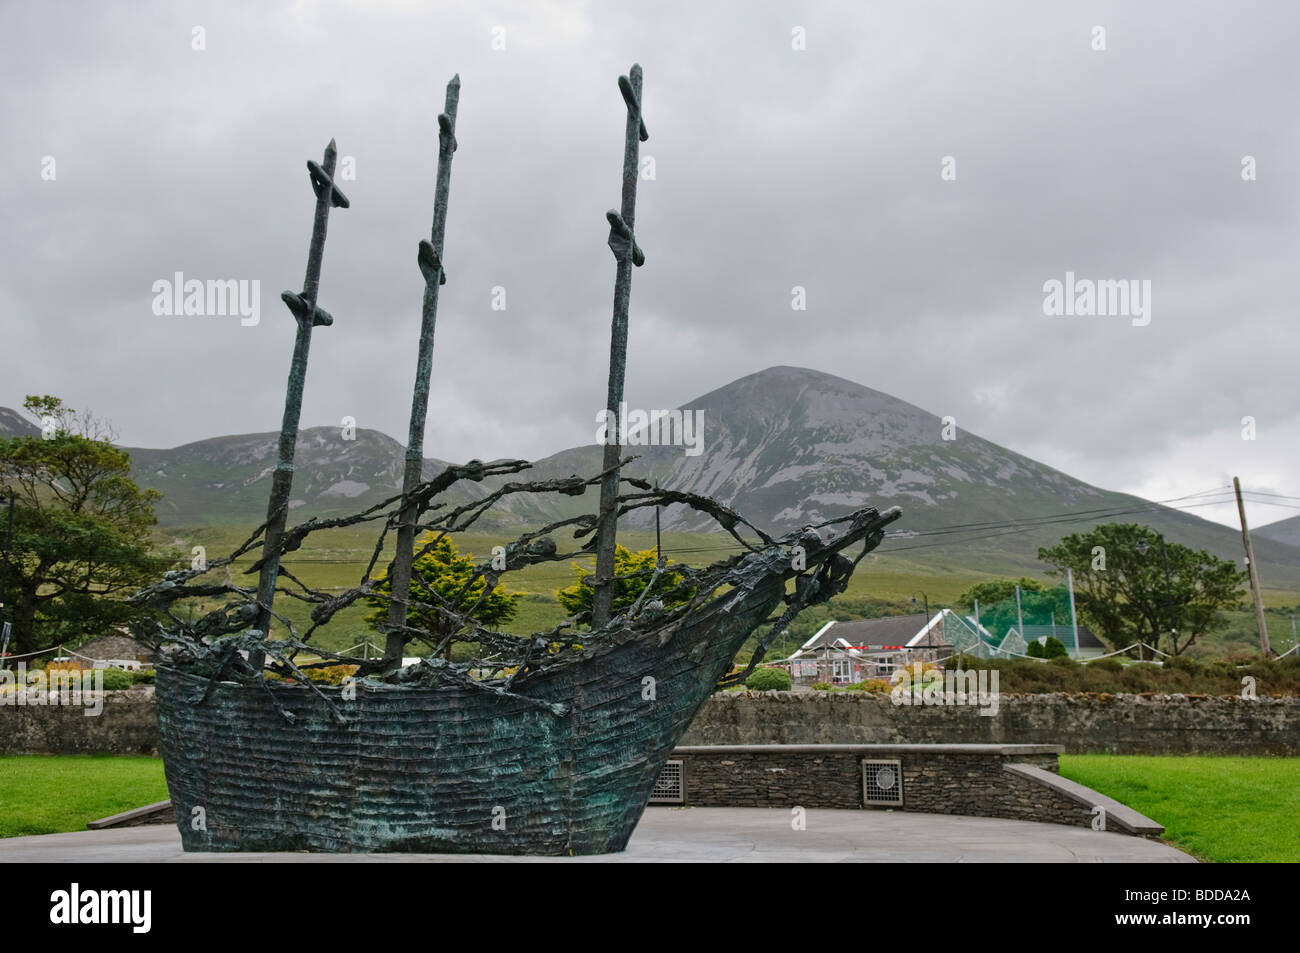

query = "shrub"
809;681;834;691
745;667;793;692
847;678;891;694
266;664;360;685
1047;654;1076;669
1088;657;1123;672
1165;655;1204;675
1043;636;1069;659
98;667;134;691
891;659;943;694
1025;640;1046;658
132;669;156;684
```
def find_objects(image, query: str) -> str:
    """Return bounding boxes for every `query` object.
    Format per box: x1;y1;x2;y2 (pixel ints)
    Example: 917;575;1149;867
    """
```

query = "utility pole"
1233;476;1271;655
1158;534;1176;651
1015;584;1024;638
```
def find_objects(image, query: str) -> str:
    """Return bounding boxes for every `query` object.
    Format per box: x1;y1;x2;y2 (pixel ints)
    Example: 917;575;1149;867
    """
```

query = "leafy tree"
1025;639;1046;658
1038;523;1244;656
365;534;519;656
556;545;695;619
0;396;168;654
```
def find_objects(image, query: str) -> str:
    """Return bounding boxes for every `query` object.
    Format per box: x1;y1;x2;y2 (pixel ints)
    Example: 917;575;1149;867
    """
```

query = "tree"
1037;523;1244;656
1025;639;1046;658
556;545;694;620
365;534;519;657
0;396;168;654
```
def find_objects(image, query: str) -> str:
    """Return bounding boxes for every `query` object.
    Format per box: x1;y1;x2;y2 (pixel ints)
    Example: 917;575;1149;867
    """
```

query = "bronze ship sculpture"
133;66;901;855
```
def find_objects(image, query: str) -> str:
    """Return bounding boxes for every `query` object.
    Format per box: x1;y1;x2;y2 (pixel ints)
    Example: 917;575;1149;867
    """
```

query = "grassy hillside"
154;520;1300;661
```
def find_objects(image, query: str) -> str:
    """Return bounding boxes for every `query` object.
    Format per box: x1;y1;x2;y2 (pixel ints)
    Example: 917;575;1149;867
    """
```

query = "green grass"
151;521;1300;661
153;522;999;656
4;753;1296;861
0;755;168;838
1059;754;1300;862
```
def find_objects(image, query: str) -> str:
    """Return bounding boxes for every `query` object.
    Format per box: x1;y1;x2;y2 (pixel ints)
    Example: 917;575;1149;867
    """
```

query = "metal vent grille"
861;759;903;806
649;760;684;804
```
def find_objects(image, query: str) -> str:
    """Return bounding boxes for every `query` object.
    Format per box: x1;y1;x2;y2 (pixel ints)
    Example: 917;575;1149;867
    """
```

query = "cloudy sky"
3;0;1297;530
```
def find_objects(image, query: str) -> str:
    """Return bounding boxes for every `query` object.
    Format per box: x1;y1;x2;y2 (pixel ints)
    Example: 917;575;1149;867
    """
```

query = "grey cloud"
2;0;1297;528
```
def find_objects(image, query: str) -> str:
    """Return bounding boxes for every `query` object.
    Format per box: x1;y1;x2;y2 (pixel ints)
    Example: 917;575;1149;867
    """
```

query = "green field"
0;755;170;838
1059;754;1300;862
154;522;1002;658
152;521;1300;662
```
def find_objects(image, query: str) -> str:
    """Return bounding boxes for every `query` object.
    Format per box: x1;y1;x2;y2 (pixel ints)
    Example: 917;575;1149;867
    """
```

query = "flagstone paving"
0;807;1194;862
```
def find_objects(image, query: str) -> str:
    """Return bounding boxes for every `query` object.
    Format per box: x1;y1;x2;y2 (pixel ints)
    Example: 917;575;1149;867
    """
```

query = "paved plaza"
0;808;1194;862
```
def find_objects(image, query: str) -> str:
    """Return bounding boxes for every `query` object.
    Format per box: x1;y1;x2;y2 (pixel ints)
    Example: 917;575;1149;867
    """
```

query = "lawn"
3;752;1297;860
0;755;168;838
1059;754;1300;863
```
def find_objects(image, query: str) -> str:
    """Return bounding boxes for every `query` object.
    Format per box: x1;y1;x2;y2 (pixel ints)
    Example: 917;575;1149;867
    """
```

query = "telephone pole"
1233;476;1271;655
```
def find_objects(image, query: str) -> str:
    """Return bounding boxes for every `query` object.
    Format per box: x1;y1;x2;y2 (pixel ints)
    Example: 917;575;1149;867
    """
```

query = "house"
70;633;153;671
783;610;997;686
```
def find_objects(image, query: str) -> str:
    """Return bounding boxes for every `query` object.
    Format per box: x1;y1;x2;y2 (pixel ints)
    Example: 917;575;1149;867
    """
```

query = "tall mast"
591;64;648;627
250;140;349;671
382;75;461;670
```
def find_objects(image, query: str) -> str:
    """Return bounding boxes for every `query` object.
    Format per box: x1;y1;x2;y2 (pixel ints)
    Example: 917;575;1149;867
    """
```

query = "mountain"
126;428;479;526
5;366;1300;583
0;407;39;438
484;367;1300;583
1256;514;1300;550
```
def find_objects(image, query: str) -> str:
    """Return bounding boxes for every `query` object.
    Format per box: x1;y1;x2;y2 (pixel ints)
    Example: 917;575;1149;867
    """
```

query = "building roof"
1013;624;1106;651
794;615;930;656
68;633;152;663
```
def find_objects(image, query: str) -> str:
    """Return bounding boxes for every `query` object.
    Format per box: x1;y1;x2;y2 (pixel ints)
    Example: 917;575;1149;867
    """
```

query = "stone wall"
0;687;159;755
681;691;1300;754
662;743;1159;834
4;687;1298;757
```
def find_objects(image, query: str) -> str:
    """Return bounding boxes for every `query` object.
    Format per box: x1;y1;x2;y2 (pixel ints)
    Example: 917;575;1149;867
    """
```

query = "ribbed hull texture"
156;577;783;854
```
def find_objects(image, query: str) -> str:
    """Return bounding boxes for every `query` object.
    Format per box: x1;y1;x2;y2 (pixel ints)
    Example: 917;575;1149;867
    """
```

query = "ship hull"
155;574;784;855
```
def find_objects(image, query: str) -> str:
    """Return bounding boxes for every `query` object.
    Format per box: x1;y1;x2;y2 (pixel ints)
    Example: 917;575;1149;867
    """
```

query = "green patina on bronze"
592;64;649;629
250;140;349;671
384;75;461;671
134;67;904;856
147;496;899;854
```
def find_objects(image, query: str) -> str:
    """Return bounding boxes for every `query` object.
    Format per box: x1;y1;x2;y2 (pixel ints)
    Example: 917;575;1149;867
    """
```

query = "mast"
591;64;649;628
382;75;461;671
250;140;349;671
